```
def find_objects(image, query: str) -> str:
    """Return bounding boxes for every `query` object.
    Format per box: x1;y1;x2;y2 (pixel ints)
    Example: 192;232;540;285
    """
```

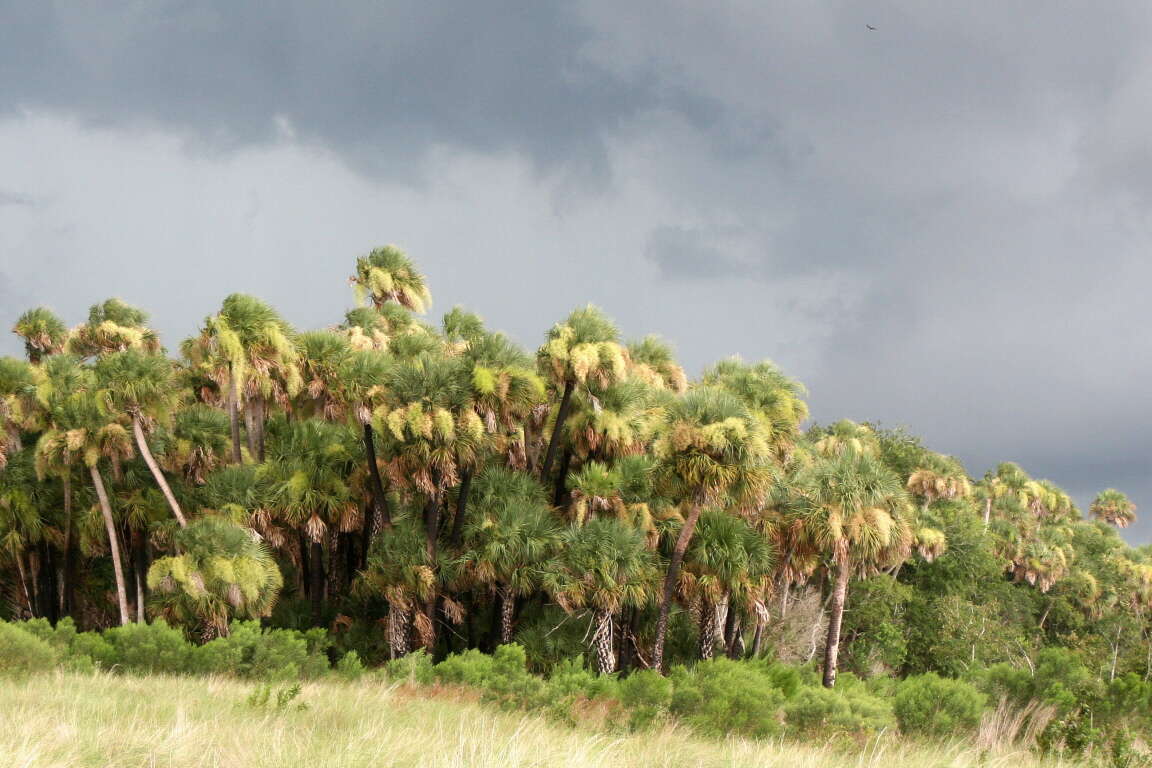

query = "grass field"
0;672;1081;768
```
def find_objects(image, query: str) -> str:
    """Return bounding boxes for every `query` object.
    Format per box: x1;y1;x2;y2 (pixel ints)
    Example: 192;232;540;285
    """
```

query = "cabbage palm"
906;453;972;510
13;307;68;364
95;349;188;527
790;449;911;687
461;497;560;644
148;516;282;639
350;244;432;314
703;358;808;463
536;306;627;481
1092;489;1137;528
160;404;231;485
627;336;687;393
649;386;774;670
810;419;878;459
543;519;657;675
338;348;395;535
67;298;160;358
0;357;38;469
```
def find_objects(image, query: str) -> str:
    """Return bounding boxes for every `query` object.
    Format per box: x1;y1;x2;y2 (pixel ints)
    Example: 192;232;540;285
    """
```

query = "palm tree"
790;449;911;687
159;404;231;485
148;516;282;639
461;497;560;644
182;294;301;464
543;518;656;675
536;306;627;481
350;244;432;313
67;298;160;358
0;357;38;469
905;453;971;510
13;307;68;364
702;358;809;462
1092;489;1137;528
810;419;878;458
627;336;687;393
649;386;774;670
95;349;188;527
338;348;395;537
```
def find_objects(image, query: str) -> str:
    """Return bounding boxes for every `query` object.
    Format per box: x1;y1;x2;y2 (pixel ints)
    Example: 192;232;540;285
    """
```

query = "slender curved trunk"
591;608;616;675
822;561;852;688
726;612;744;659
539;378;575;482
244;395;258;460
132;529;148;623
253;395;266;462
228;367;242;464
751;614;765;658
552;446;573;509
14;550;32;617
362;422;391;531
652;501;704;671
60;467;75;616
449;467;472;547
90;464;130;625
983;497;992;527
132;414;187;527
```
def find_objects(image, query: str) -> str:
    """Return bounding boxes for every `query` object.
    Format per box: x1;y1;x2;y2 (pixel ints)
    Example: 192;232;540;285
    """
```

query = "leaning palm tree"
789;449;911;687
536;306;628;481
95;349;188;527
13;307;68;364
1092;489;1137;528
461;497;560;644
350;244;432;313
649;386;774;670
543;518;657;675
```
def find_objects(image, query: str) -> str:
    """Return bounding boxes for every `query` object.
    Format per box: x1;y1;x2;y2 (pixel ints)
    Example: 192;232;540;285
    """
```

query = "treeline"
0;244;1147;706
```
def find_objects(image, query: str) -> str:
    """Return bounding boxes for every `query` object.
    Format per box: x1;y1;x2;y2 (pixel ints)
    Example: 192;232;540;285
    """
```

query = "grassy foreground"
0;672;1081;768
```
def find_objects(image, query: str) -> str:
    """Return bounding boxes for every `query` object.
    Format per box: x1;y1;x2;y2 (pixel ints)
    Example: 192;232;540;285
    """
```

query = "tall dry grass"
0;672;1084;768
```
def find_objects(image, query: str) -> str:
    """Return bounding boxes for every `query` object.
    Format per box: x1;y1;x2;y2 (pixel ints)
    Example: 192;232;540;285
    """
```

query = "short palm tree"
359;517;446;656
13;307;68;364
95;349;188;527
350;244;432;313
790;449;911;687
148;516;282;639
649;386;774;670
1092;489;1137;528
461;497;560;644
543;518;657;675
159;404;231;484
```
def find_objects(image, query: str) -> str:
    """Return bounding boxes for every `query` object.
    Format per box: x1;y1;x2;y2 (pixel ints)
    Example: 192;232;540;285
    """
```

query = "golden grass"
0;672;1082;768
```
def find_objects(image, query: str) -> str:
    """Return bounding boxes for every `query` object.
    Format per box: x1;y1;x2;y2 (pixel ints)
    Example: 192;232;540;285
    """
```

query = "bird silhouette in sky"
866;24;877;30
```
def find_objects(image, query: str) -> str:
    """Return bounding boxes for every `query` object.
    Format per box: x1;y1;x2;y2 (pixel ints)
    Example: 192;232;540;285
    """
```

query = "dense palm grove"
1;245;1148;700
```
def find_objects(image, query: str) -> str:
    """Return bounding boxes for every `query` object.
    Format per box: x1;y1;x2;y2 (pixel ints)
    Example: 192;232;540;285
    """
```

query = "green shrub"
435;648;497;687
104;620;192;674
194;622;330;680
619;669;673;729
893;673;986;737
70;631;116;670
670;658;785;739
484;644;547;708
385;649;435;685
546;657;619;701
335;651;365;681
0;621;57;676
784;685;895;737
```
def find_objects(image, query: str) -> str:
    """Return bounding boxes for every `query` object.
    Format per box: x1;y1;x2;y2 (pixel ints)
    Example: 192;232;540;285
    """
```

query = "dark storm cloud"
1;1;1150;539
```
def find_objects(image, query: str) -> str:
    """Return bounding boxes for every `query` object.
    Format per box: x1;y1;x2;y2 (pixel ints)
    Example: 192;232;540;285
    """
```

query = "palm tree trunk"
253;394;266;462
751;614;765;658
449;467;472;547
498;584;516;645
14;549;33;617
725;604;744;659
822;562;852;688
983;497;992;527
90;463;130;626
591;608;616;675
309;539;325;626
132;529;147;623
539;378;575;481
60;467;75;616
244;395;258;459
388;602;411;659
362;422;391;531
653;500;704;671
132;414;187;527
552;446;573;509
698;598;720;660
228;368;242;464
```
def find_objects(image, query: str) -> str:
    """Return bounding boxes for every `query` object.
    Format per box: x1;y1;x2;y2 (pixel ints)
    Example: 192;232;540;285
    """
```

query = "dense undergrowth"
4;617;1151;766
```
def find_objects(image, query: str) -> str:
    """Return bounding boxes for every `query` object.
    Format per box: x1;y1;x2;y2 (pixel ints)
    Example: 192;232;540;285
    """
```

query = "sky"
1;2;1149;540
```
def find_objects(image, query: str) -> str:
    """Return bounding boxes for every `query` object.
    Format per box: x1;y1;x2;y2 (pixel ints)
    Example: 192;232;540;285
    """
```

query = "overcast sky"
1;1;1149;540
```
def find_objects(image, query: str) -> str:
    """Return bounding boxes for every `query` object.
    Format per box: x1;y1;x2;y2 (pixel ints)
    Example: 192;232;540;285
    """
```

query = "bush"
335;651;365;681
483;644;546;708
784;685;895;737
893;673;986;737
194;622;330;680
670;658;785;739
385;649;435;685
618;669;673;729
104;620;192;674
434;648;497;687
0;621;57;676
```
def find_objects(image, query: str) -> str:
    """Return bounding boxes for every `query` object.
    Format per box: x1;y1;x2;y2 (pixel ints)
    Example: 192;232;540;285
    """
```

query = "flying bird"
866;24;877;30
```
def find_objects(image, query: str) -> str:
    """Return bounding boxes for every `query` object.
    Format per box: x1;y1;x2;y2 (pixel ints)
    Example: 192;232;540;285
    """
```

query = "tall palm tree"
1092;489;1137;528
627;336;687;393
183;294;301;464
338;348;395;537
790;449;911;687
95;349;188;527
67;298;160;359
359;518;446;657
13;307;68;364
350;244;432;314
461;498;560;644
702;358;809;462
649;386;774;670
536;306;627;481
0;357;38;469
543;518;656;675
810;419;878;459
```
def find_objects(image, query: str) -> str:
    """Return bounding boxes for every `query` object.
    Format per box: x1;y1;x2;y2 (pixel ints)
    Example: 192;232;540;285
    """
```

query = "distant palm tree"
67;298;160;358
1092;489;1137;528
350;244;432;314
13;307;68;364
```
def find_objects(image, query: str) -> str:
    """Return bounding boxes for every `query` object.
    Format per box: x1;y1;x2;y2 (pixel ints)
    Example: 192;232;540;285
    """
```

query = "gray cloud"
1;1;1150;539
